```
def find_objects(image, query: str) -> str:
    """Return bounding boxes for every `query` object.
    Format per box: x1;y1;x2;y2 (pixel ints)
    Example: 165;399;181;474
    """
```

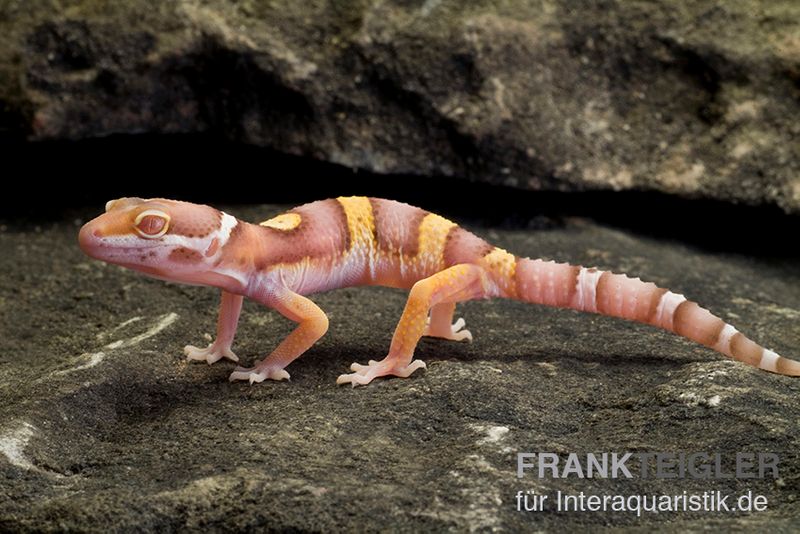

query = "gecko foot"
336;358;426;387
423;317;473;342
229;364;290;384
184;343;239;364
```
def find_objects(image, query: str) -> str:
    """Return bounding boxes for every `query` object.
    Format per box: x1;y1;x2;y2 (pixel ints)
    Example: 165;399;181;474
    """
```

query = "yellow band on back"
260;213;303;231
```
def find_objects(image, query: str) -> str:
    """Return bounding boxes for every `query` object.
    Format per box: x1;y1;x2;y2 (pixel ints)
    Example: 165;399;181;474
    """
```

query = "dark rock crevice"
1;1;797;211
170;38;317;145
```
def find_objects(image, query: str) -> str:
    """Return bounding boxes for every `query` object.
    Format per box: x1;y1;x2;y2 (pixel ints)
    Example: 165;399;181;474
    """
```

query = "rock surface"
1;203;798;531
1;1;799;212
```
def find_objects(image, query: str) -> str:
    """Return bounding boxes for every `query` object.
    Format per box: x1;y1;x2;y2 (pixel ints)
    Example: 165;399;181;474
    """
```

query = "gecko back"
78;196;800;385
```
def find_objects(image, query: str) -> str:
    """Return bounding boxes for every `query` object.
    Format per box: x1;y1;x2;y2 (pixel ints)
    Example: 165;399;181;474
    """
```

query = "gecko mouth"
79;225;172;257
80;241;170;260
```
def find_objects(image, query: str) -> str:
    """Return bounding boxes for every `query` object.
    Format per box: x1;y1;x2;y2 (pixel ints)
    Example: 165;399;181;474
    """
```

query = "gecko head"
78;198;238;283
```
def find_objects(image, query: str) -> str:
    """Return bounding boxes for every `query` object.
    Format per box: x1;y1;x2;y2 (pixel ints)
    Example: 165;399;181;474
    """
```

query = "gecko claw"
423;317;473;342
184;343;239;364
229;365;290;384
349;360;381;373
337;358;427;386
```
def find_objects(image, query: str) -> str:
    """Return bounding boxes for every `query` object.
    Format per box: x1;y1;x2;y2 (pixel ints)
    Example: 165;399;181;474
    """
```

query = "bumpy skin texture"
78;197;800;386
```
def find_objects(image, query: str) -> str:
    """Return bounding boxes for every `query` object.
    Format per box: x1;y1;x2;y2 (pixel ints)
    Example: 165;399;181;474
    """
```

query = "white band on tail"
654;291;686;329
714;324;738;353
575;268;603;313
759;349;780;372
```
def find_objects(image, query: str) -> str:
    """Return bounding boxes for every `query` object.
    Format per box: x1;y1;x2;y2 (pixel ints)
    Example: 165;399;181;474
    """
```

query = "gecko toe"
349;360;381;374
229;366;290;384
185;343;238;364
336;372;373;387
423;317;473;342
337;358;426;386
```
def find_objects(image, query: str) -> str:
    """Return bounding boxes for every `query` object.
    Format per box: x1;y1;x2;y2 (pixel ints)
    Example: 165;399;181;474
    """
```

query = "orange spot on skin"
337;197;376;252
205;237;220;257
105;197;145;212
481;247;517;297
416;213;456;263
169;247;202;263
94;212;138;238
260;213;303;231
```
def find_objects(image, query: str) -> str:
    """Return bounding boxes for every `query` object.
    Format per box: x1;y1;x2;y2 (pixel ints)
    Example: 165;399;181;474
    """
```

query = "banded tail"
487;255;800;376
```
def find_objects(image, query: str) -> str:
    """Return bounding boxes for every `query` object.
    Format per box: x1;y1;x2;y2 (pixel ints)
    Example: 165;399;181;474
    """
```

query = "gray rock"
1;204;798;531
1;2;799;211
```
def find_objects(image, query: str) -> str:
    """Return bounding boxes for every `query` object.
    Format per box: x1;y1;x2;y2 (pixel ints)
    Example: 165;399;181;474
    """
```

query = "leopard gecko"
77;196;800;385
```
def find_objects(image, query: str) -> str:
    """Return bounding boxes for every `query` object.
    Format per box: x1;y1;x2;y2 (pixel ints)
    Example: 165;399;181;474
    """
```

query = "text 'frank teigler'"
516;452;779;479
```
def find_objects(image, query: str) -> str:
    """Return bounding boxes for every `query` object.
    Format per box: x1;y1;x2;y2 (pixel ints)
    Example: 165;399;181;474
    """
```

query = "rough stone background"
0;204;798;531
1;1;799;212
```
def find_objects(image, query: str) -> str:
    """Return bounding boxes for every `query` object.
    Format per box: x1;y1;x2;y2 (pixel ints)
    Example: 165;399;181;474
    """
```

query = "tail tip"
760;349;800;376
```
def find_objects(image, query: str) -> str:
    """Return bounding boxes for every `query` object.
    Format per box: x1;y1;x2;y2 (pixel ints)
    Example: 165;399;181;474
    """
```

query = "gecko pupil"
137;215;166;235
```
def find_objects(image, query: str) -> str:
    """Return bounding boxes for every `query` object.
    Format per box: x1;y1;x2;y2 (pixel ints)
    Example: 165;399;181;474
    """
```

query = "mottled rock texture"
1;1;799;211
0;203;798;531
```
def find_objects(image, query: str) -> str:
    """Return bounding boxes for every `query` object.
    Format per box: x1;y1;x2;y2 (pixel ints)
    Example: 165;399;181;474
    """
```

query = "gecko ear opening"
134;209;170;238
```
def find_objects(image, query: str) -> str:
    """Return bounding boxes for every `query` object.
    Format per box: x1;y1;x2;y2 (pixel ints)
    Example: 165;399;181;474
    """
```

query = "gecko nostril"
78;224;100;254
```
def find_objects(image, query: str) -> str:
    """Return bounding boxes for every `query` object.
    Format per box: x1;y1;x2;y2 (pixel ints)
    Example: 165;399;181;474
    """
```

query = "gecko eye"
134;209;170;238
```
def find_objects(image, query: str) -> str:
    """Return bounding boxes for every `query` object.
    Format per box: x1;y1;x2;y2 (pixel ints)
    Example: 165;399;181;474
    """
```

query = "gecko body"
78;197;800;385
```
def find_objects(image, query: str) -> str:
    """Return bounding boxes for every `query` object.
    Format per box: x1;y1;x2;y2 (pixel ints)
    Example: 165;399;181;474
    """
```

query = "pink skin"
424;302;472;341
79;197;800;386
78;198;244;292
78;197;332;384
79;198;249;372
229;285;329;383
185;291;243;364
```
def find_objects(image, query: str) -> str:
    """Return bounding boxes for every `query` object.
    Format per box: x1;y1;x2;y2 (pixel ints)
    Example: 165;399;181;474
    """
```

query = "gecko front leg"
229;286;329;384
184;290;243;364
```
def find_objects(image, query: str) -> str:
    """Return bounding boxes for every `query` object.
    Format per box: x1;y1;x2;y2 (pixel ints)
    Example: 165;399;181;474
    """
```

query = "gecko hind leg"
184;291;242;364
337;264;488;387
423;302;472;342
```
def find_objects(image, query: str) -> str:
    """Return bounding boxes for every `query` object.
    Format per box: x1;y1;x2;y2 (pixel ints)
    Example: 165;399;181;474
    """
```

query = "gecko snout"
78;221;102;256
